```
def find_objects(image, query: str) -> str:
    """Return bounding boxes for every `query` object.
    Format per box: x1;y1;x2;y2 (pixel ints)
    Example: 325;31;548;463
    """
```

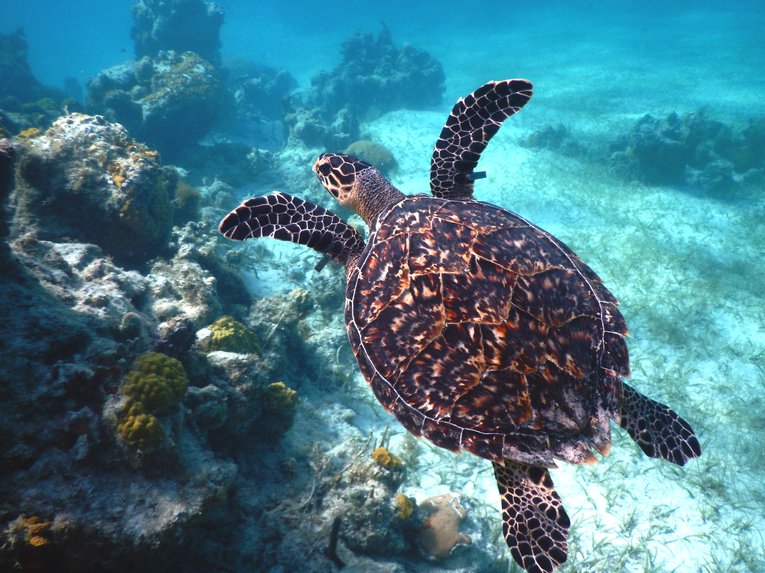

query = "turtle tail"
494;461;569;573
618;383;701;466
219;192;365;270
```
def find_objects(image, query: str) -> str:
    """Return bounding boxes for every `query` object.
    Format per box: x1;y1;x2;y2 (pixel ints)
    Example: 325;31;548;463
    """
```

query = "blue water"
2;1;765;572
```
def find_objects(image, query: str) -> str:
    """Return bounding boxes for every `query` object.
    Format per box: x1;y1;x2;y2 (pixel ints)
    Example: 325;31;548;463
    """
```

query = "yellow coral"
264;381;298;411
116;411;165;451
122;352;188;412
17;127;42;139
207;315;259;354
108;162;127;188
16;515;53;548
394;493;414;520
371;447;404;470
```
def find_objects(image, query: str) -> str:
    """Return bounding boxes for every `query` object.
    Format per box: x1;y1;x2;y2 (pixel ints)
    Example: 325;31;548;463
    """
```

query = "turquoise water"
1;2;764;572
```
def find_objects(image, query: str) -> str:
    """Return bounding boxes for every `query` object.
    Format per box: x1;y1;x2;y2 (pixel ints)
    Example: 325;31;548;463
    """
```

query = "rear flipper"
219;192;365;270
619;383;701;466
494;461;569;573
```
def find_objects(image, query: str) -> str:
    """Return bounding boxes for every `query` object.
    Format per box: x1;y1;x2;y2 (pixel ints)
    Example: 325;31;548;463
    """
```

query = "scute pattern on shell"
347;196;629;467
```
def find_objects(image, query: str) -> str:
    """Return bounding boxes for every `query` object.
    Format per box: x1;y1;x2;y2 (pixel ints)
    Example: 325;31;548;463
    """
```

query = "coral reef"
610;110;765;191
0;139;15;267
13;113;177;259
416;494;473;560
345;139;397;174
87;51;222;158
131;0;224;66
285;104;359;150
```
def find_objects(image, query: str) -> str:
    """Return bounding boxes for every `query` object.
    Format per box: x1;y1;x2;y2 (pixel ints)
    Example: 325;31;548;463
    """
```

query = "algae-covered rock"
87;51;222;158
14;113;177;259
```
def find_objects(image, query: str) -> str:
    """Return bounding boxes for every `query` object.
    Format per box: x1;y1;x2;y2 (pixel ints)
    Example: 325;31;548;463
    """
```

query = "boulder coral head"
345;139;397;175
122;351;189;412
416;493;472;560
15;114;177;260
203;315;260;354
116;352;189;453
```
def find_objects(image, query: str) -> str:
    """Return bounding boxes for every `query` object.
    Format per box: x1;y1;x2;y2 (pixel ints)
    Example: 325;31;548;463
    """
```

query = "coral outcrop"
13;113;177;259
310;29;445;119
131;0;224;67
116;352;189;453
87;51;222;158
416;493;473;560
198;315;260;354
610;111;765;191
287;29;444;148
0;29;62;110
345;139;397;175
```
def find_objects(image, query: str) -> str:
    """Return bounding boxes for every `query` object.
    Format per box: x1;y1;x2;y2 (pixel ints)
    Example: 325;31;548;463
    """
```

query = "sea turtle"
219;79;701;573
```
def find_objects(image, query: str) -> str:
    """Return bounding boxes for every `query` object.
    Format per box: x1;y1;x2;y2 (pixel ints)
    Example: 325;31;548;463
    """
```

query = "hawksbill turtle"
219;79;701;573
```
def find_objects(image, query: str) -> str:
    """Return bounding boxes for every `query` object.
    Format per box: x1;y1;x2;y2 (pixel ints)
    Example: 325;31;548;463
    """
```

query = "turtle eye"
318;163;332;176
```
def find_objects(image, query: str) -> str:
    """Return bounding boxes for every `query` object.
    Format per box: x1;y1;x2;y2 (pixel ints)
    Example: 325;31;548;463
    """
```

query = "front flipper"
619;383;701;466
219;191;365;270
431;79;533;200
494;461;569;573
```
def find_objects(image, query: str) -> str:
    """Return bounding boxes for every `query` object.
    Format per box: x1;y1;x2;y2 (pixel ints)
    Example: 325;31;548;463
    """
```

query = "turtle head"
313;153;404;224
313;153;374;203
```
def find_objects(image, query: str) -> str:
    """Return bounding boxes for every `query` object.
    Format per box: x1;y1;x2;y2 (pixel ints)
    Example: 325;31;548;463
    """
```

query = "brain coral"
206;315;259;354
116;410;165;452
122;352;189;412
15;113;177;258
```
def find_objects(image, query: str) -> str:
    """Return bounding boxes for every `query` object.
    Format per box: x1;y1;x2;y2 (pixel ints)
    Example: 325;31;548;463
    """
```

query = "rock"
13;113;177;259
186;384;227;429
131;0;225;67
0;139;16;268
14;239;152;321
